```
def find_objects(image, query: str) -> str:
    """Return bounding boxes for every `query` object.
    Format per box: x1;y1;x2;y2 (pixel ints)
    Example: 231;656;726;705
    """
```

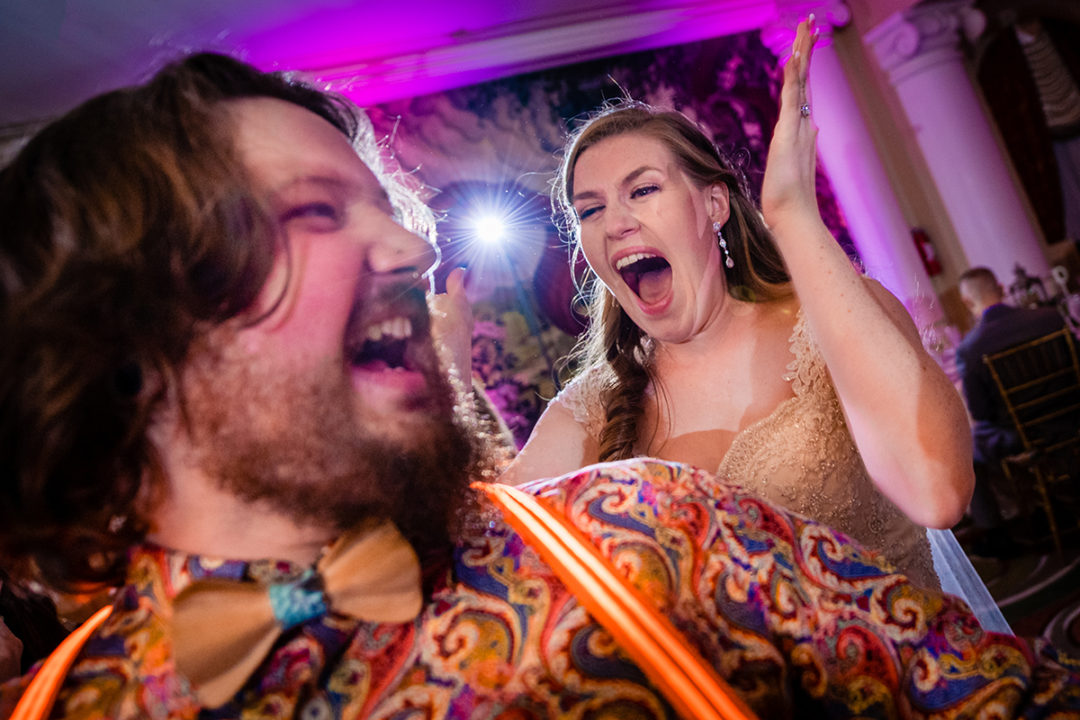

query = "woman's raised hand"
760;16;821;236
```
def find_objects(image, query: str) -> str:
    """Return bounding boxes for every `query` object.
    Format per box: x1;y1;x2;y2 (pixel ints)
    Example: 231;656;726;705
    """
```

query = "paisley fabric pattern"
3;460;1077;719
557;308;938;588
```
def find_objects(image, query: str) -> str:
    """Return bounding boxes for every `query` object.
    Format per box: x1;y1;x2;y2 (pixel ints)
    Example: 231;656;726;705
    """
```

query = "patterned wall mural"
367;29;855;446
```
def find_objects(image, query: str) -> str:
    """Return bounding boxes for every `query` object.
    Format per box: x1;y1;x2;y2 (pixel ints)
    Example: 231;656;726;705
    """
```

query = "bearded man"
0;54;1077;719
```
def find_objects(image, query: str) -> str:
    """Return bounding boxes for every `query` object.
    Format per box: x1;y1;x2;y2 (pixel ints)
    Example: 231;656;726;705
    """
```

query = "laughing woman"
503;18;1005;630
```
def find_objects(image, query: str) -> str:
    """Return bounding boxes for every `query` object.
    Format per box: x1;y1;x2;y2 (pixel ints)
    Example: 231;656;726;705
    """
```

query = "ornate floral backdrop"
367;30;855;446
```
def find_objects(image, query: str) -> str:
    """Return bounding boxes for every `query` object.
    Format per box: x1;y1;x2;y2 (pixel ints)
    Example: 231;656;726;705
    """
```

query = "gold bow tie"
171;521;422;708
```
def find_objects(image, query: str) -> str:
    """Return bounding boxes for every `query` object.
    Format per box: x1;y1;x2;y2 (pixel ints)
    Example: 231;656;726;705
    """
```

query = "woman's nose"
604;202;639;240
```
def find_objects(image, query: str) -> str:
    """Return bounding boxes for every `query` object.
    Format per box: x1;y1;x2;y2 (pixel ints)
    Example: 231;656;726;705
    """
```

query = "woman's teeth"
615;251;661;271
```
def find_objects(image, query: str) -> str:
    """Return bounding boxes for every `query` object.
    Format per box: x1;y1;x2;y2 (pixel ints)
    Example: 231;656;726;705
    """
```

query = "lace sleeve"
551;366;611;439
781;307;818;396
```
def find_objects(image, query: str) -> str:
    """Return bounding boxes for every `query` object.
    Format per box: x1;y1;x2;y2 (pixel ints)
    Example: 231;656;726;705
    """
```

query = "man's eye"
630;185;659;199
282;203;340;224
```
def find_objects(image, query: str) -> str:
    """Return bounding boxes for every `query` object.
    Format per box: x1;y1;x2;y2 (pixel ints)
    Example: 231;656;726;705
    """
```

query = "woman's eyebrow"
621;165;658;186
571;189;602;204
571;165;660;204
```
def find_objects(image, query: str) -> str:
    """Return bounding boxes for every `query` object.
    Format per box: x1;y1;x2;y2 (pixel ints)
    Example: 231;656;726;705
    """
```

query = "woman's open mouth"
615;252;672;306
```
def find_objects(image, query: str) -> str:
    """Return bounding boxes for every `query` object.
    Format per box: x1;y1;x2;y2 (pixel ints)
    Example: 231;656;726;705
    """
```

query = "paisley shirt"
559;309;938;588
2;460;1077;719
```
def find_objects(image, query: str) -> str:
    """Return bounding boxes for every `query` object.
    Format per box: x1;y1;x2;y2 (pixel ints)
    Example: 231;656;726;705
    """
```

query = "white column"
866;0;1049;281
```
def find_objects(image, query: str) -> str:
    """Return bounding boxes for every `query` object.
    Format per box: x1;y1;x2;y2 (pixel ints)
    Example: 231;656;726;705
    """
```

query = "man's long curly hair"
0;53;385;591
553;102;792;462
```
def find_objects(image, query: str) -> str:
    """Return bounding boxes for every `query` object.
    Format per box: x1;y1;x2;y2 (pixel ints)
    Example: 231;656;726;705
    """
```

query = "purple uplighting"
235;1;780;105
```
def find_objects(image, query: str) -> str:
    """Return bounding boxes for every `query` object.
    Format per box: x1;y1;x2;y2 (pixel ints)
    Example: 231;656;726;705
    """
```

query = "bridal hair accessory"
713;222;735;269
799;103;811;118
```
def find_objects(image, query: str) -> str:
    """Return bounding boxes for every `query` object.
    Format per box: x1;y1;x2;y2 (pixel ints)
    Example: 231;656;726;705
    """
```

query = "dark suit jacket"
955;303;1066;461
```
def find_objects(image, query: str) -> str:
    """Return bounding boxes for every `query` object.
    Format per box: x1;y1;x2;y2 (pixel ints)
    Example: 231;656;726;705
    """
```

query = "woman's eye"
630;185;659;199
578;205;602;220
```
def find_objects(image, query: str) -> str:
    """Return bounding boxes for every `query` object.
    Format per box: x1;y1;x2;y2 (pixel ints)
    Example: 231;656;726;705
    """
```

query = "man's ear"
958;285;976;313
708;184;730;225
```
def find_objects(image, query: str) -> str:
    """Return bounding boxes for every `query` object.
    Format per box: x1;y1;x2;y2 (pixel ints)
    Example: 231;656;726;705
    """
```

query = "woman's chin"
627;297;706;344
633;289;674;317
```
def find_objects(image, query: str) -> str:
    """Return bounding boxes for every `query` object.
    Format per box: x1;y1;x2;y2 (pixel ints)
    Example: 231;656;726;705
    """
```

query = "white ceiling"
1;0;815;127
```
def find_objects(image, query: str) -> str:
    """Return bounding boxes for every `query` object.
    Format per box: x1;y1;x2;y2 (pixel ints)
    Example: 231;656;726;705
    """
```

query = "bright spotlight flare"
471;214;507;245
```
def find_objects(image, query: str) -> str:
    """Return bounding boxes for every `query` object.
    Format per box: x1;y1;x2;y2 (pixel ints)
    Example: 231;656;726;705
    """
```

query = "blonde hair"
553;101;791;461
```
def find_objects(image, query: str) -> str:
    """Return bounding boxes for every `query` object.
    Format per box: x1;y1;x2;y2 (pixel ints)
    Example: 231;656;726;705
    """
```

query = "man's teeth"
614;252;661;271
365;317;413;342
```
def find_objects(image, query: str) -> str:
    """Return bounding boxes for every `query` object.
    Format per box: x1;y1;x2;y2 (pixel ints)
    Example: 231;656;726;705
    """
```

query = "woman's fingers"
761;15;823;228
434;267;472;336
430;267;474;382
778;16;820;136
780;18;814;123
445;265;467;298
793;17;817;111
801;17;820;98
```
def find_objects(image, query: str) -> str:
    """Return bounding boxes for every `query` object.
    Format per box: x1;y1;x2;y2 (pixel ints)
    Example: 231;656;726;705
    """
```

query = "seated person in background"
1;32;1077;718
955;266;1066;541
504;14;973;597
956;266;1068;460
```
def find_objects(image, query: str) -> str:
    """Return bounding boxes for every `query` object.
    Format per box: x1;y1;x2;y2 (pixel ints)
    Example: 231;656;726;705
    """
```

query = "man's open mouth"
346;285;430;373
615;252;672;305
350;317;414;371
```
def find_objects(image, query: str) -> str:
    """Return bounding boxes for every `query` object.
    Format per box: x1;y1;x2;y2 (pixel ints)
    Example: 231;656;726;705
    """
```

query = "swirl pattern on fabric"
2;460;1076;718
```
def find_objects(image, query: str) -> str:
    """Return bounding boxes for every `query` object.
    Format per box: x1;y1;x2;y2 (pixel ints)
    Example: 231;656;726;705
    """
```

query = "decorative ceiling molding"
866;0;982;83
308;0;779;104
3;0;900;124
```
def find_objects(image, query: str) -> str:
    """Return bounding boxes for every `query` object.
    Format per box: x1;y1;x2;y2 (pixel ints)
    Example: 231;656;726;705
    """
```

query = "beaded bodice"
557;309;938;589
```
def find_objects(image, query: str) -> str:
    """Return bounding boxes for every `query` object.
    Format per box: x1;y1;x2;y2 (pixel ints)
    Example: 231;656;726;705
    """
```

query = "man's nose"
367;222;438;279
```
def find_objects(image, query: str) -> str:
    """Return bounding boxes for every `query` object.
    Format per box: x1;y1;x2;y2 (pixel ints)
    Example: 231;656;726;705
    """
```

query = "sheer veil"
928;527;1012;634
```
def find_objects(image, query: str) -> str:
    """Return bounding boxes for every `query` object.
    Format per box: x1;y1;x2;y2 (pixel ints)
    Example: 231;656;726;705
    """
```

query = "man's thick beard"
184;343;482;557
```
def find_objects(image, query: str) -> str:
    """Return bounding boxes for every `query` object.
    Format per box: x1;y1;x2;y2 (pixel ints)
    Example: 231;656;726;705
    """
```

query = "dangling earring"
714;221;735;269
